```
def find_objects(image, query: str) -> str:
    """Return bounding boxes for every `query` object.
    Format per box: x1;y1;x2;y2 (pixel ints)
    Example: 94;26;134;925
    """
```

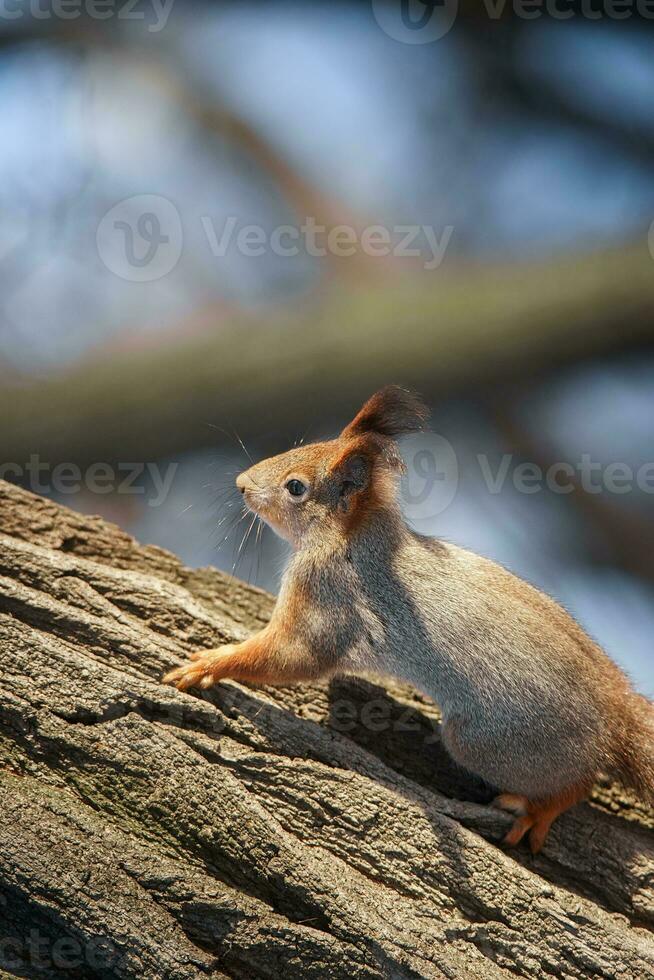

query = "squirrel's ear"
341;385;428;440
327;441;373;507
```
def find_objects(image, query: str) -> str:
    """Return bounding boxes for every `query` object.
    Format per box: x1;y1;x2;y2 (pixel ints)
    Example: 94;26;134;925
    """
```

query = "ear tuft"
341;385;429;440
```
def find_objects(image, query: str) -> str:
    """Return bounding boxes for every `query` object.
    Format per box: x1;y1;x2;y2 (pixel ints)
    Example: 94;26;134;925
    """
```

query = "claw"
162;665;188;685
163;646;233;691
164;665;201;691
164;663;207;691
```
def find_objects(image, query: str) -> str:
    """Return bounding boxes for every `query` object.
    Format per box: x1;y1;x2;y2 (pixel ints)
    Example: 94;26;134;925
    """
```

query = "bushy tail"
615;694;654;806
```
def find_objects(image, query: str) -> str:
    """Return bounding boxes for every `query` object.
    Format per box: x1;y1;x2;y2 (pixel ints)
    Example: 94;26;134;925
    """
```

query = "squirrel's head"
235;385;428;545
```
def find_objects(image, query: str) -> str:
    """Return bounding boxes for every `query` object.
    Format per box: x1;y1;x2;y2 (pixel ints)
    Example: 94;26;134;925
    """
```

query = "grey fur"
285;499;654;803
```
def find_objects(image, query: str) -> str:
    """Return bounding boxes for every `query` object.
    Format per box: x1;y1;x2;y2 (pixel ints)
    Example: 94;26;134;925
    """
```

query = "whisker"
233;512;257;575
214;507;248;546
254;517;264;586
216;510;236;528
233;429;254;465
204;421;255;465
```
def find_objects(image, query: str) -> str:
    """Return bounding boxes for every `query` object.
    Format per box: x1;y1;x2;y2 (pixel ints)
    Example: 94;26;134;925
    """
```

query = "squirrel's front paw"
163;645;236;692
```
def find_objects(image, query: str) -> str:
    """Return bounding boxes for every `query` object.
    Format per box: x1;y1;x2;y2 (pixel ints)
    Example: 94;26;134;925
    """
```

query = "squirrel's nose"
236;472;255;494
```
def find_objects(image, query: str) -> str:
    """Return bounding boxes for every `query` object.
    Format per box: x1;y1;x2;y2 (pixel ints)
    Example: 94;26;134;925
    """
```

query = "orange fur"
326;435;398;534
501;783;590;853
163;625;324;691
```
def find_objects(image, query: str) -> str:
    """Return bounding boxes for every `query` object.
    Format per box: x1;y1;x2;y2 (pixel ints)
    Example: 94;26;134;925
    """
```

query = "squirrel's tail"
613;693;654;806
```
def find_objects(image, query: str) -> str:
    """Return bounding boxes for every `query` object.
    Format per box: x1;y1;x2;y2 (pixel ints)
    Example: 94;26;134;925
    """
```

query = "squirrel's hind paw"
499;783;590;854
503;814;537;850
503;814;551;855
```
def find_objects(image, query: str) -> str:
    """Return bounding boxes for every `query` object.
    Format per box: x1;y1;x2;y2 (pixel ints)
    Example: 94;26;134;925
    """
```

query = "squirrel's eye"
285;479;306;498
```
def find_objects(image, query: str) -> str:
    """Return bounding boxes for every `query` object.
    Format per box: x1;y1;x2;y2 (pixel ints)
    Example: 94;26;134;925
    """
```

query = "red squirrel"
164;386;654;852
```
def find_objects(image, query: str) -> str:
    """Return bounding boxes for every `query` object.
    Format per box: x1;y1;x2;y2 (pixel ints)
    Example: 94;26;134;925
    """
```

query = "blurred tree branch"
0;22;393;283
493;402;654;585
143;47;392;280
472;26;654;170
1;242;654;465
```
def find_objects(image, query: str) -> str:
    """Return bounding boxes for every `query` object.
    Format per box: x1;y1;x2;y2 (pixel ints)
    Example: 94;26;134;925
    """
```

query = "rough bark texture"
0;479;652;979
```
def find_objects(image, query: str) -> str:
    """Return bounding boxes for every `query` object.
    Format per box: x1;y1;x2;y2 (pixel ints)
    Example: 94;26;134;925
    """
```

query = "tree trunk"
0;480;652;979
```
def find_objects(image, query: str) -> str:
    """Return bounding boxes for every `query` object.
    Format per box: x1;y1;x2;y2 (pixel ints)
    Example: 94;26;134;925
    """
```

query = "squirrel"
164;385;654;852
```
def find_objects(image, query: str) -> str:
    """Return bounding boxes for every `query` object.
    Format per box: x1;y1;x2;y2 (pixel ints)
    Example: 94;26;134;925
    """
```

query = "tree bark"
0;480;652;979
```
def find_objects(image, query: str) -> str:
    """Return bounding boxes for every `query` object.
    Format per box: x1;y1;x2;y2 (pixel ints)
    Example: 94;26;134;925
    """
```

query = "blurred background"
1;2;653;690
